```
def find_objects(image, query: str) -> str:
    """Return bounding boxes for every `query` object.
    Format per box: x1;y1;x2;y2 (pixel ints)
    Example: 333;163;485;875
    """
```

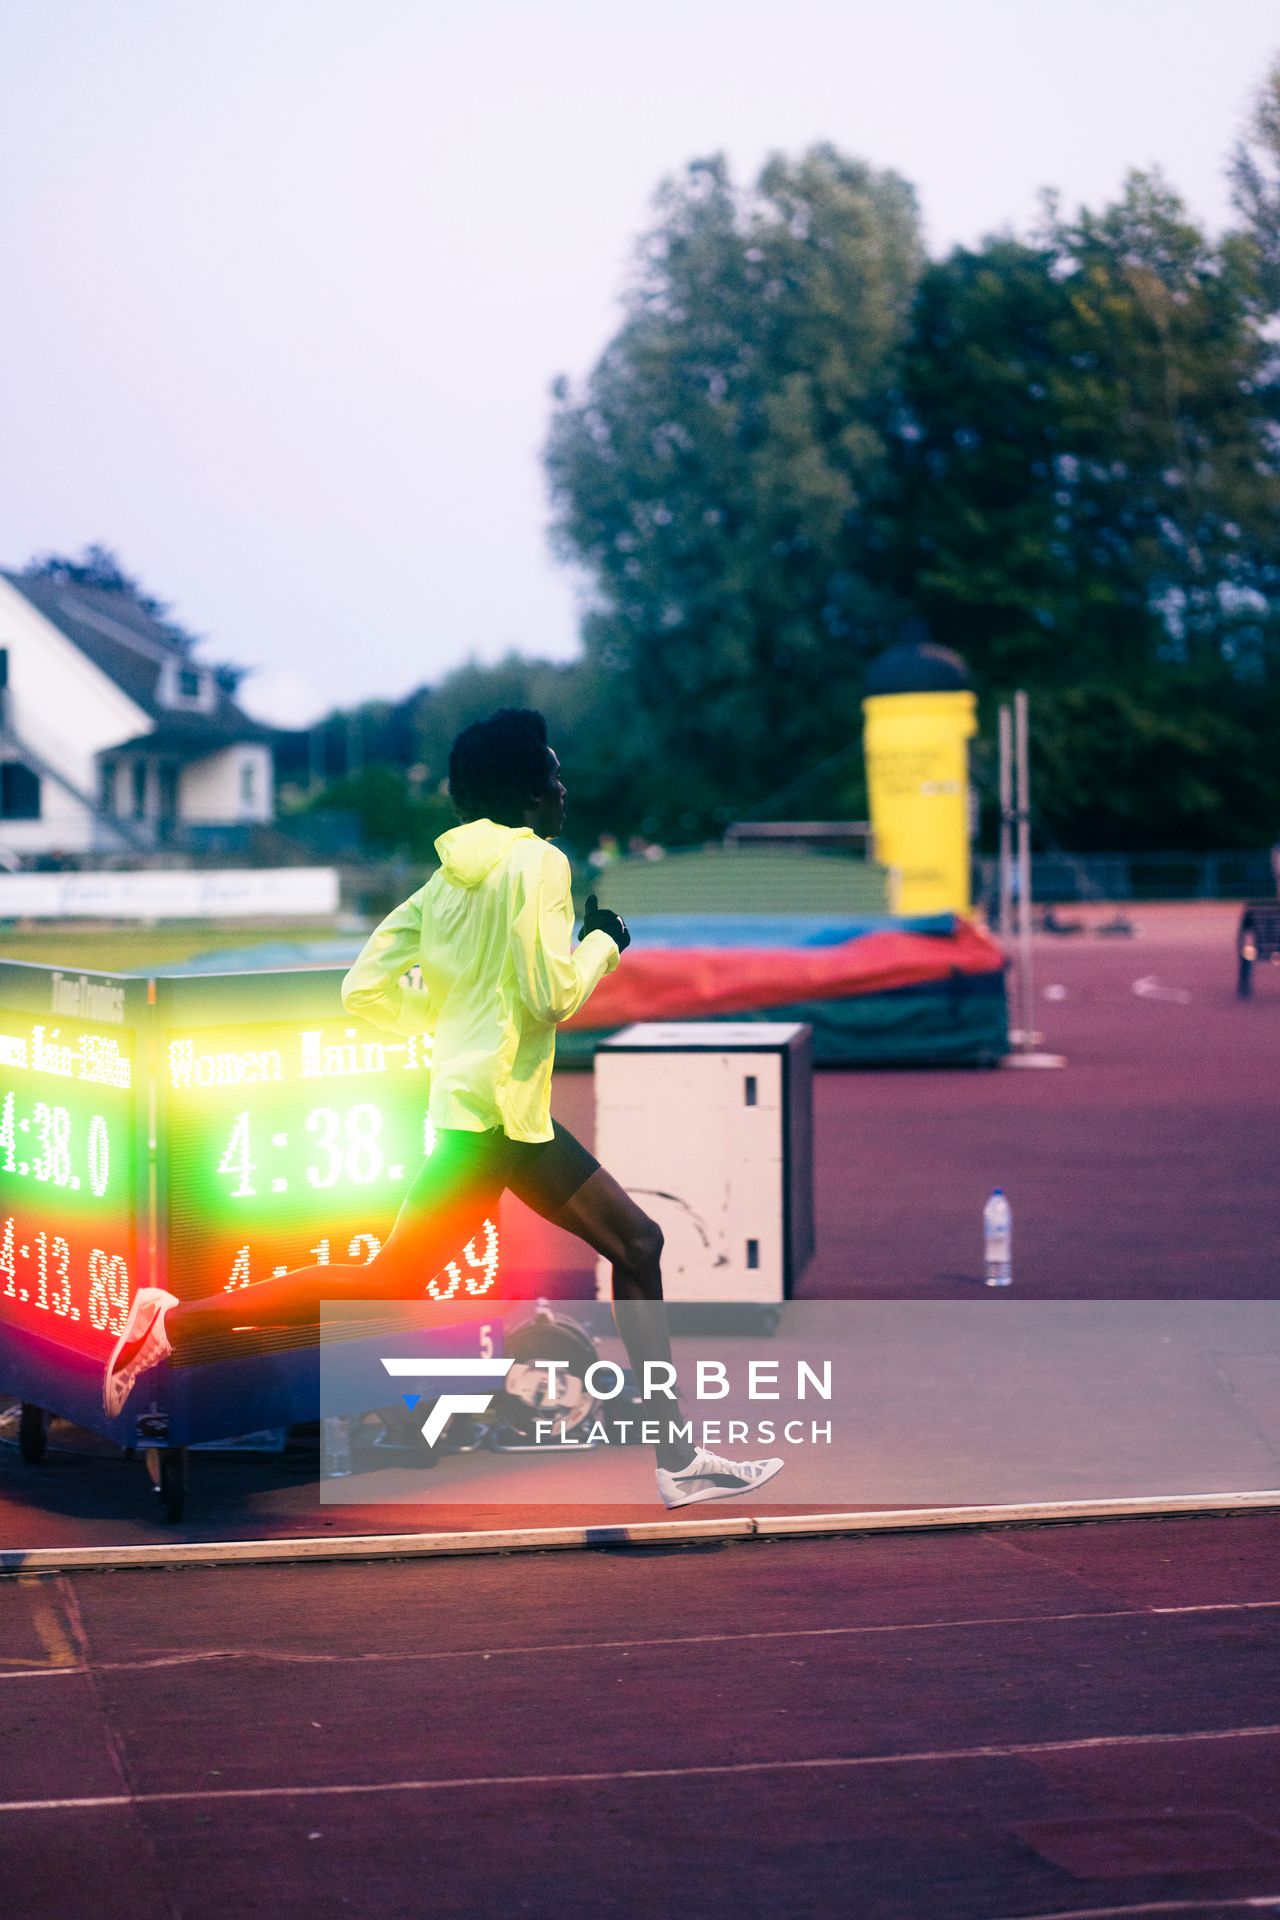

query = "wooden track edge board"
3;1489;1279;1577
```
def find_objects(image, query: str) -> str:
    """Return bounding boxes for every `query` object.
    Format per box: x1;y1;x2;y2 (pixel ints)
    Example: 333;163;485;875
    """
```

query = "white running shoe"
103;1288;180;1418
657;1445;785;1510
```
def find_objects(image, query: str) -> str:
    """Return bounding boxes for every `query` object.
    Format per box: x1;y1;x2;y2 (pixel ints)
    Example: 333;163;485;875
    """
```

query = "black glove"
578;892;630;953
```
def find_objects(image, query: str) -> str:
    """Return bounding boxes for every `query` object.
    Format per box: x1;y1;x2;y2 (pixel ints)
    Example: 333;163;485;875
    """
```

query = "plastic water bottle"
983;1188;1012;1288
322;1415;352;1477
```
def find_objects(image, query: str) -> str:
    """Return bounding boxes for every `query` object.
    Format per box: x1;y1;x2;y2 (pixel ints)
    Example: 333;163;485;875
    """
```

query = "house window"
132;761;148;819
100;761;116;815
0;762;41;820
160;662;213;712
240;760;256;806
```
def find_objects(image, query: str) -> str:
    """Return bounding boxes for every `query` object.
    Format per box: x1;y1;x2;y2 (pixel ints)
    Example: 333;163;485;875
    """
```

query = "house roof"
2;570;274;751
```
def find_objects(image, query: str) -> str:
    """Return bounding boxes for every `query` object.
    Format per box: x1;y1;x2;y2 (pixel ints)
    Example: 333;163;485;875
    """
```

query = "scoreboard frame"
1;960;503;1455
0;957;152;1436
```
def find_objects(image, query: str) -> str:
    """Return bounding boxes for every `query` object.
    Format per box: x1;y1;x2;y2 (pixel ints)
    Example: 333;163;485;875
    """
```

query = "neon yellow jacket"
340;819;620;1142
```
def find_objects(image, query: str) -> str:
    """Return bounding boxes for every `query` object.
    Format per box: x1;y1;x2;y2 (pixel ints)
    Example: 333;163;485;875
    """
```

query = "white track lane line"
1132;974;1193;1003
3;1594;1279;1683
2;1722;1279;1816
993;1898;1280;1919
0;1666;83;1681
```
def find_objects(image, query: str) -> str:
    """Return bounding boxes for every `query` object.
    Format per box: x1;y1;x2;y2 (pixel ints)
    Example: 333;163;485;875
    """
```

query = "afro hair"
447;708;553;826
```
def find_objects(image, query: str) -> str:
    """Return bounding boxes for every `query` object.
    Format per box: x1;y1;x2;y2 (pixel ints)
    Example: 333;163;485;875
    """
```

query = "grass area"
591;847;889;915
0;920;341;973
0;852;890;978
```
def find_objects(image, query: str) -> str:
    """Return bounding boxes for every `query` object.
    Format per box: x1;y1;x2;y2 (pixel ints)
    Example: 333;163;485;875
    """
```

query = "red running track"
509;904;1280;1299
2;1512;1279;1919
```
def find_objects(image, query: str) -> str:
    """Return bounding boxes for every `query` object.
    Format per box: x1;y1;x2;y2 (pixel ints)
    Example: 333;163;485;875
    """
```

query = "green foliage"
1020;675;1280;851
290;763;455;860
402;652;658;851
882;234;1074;686
885;167;1280;844
891;168;1280;676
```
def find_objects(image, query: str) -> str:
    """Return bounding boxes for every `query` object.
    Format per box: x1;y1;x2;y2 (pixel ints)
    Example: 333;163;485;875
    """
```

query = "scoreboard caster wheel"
145;1446;188;1523
18;1403;46;1465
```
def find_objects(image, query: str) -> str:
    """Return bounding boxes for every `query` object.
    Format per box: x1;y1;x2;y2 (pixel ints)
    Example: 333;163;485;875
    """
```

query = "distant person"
104;709;782;1510
627;834;665;861
1271;837;1280;898
587;831;621;873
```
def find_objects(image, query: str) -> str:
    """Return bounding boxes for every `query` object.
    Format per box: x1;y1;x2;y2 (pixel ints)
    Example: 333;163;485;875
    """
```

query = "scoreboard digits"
164;1016;435;1302
159;990;499;1308
1;1093;113;1193
210;1101;433;1199
0;990;139;1360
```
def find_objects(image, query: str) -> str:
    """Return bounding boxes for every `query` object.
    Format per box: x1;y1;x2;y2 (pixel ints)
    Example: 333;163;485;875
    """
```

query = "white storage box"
593;1022;815;1304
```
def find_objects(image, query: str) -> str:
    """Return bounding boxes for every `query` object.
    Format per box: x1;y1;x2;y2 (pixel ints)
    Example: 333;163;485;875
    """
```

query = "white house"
0;567;274;860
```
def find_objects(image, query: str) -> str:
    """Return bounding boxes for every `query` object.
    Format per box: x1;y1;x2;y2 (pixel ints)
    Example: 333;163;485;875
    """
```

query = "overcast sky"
1;1;1276;726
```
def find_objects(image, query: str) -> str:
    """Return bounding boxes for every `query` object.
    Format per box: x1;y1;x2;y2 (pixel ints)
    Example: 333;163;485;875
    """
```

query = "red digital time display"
0;996;140;1362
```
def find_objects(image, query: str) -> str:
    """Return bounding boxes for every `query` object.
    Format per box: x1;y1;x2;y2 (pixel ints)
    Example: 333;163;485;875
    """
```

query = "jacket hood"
434;819;535;888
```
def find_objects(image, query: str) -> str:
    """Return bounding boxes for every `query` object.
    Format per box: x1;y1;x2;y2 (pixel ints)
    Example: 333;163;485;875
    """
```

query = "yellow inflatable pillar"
863;639;977;916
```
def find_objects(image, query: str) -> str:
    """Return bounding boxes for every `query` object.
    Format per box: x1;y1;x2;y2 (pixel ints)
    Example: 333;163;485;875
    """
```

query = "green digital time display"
161;1007;499;1304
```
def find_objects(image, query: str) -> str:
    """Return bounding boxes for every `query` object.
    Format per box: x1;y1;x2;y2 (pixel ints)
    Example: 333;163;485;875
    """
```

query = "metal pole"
1014;689;1036;1050
998;703;1013;944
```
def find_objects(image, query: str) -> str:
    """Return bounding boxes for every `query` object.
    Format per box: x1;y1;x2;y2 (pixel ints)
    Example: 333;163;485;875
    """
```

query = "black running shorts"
417;1120;600;1221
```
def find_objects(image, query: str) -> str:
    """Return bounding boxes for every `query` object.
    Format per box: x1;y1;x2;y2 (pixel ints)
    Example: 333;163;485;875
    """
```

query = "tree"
891;173;1280;683
881;235;1075;687
1026;677;1280;850
546;145;925;838
403;652;652;850
283;650;653;860
1229;51;1280;315
23;544;247;692
290;762;455;860
885;169;1280;847
1041;171;1279;686
26;544;175;622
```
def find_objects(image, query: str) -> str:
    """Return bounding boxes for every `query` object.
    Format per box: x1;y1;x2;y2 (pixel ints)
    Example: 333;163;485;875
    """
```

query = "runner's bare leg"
545;1166;696;1469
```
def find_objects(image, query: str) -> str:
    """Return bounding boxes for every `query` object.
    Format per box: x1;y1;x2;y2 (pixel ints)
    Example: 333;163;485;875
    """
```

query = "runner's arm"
511;845;620;1025
340;887;436;1036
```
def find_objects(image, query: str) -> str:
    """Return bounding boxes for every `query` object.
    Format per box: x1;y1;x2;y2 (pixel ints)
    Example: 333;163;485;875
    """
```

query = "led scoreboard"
0;961;501;1444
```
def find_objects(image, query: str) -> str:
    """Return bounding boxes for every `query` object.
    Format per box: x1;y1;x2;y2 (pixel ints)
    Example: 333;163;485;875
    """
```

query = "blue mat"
621;913;958;948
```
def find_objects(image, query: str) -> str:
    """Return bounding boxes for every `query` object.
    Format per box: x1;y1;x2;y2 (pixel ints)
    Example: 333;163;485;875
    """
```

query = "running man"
104;709;783;1509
